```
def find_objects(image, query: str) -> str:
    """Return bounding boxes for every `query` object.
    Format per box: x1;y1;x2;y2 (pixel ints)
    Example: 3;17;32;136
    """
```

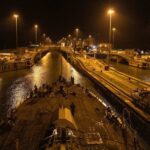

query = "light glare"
112;28;116;31
34;24;38;29
108;9;114;15
13;14;19;18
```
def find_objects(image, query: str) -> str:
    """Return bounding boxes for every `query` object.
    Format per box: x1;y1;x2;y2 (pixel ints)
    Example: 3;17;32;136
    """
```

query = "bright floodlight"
88;35;92;38
34;24;38;28
108;9;114;15
13;14;19;18
112;28;116;31
75;28;79;32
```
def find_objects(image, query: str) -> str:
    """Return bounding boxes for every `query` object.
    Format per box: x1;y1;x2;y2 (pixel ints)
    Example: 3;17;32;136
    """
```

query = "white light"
75;28;79;32
34;24;38;29
53;129;58;135
92;45;96;49
141;50;144;54
112;28;116;31
108;9;114;15
13;14;19;18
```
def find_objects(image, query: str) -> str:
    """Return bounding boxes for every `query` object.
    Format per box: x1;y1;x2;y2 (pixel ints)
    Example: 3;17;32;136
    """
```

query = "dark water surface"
94;55;150;82
0;52;97;115
110;62;150;83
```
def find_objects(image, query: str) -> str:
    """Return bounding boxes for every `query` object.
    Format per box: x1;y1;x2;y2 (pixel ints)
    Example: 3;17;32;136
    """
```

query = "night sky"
0;0;150;49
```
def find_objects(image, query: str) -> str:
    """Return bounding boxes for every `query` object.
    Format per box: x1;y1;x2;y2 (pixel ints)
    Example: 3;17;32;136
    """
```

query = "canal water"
0;51;97;115
99;58;150;83
1;52;150;115
110;62;150;83
1;51;150;146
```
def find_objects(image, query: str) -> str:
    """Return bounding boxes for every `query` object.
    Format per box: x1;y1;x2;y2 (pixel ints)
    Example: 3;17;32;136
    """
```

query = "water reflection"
0;52;95;113
7;78;30;108
1;52;150;114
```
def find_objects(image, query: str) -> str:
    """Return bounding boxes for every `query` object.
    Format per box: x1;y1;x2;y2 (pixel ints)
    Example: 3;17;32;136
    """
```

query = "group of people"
27;76;75;101
28;83;52;100
57;76;76;98
58;75;74;85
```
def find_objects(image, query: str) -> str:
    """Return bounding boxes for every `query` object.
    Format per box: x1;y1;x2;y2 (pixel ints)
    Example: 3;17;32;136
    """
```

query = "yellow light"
13;14;19;18
88;35;92;38
108;9;114;15
75;28;79;32
34;24;38;29
112;28;116;31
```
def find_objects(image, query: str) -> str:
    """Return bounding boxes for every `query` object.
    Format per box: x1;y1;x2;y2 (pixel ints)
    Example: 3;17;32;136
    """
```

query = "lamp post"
112;28;116;49
67;34;72;47
88;35;92;44
108;9;114;65
13;14;19;49
34;24;38;44
74;28;79;51
75;28;79;39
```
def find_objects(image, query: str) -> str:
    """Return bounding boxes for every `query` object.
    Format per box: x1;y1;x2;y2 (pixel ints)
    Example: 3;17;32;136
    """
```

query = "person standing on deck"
70;102;75;116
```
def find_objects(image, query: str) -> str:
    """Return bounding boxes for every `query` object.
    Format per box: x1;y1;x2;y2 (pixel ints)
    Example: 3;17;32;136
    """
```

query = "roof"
51;107;78;130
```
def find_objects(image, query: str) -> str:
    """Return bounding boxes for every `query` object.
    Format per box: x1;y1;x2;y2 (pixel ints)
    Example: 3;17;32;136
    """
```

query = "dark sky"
0;0;150;49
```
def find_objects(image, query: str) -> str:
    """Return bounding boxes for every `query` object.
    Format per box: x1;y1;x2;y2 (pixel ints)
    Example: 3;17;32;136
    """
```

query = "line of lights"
12;13;40;48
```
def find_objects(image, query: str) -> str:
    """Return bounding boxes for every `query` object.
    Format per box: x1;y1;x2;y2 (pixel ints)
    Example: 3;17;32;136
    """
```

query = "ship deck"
0;81;149;150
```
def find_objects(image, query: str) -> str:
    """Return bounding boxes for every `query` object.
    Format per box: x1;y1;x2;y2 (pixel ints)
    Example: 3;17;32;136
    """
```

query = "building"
97;43;112;53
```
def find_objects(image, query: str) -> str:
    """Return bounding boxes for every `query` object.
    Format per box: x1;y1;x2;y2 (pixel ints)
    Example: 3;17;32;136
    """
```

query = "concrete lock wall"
0;61;31;73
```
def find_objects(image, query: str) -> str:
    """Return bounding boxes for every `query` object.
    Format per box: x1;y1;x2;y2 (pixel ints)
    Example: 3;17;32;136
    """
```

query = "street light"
34;24;38;44
74;28;79;51
75;28;79;39
88;35;92;38
107;9;114;65
13;14;19;48
68;34;71;38
112;28;116;49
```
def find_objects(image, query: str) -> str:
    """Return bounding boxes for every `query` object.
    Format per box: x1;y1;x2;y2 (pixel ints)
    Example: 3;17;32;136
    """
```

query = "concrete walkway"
73;56;150;122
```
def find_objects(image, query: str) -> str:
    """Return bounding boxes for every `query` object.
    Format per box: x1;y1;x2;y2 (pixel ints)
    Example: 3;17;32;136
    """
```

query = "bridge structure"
108;53;132;64
86;52;132;64
108;52;150;69
87;51;150;69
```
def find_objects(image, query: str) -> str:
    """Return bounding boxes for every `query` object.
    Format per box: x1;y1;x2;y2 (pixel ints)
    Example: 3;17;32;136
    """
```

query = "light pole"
88;35;92;45
112;28;116;49
67;34;72;47
75;28;79;39
74;28;79;51
108;9;114;65
13;14;19;49
34;24;38;44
